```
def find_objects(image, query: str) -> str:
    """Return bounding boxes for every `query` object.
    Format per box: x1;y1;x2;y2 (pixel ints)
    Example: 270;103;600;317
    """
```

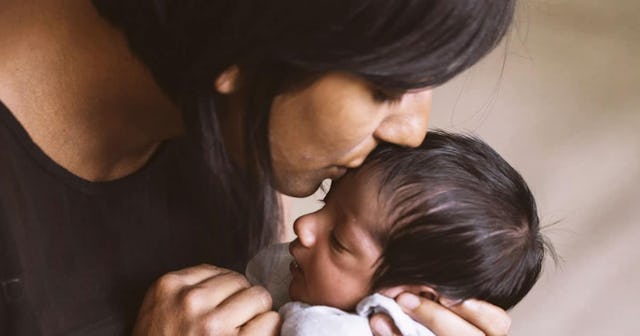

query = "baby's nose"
293;215;317;247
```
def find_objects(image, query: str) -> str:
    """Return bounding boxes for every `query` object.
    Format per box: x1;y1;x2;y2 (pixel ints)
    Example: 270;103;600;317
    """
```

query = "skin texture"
0;0;183;182
133;264;281;336
288;169;512;335
370;294;511;336
0;1;512;335
288;170;384;310
269;72;431;197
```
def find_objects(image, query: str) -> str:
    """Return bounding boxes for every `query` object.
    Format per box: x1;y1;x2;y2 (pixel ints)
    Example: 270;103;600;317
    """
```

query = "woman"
0;0;514;335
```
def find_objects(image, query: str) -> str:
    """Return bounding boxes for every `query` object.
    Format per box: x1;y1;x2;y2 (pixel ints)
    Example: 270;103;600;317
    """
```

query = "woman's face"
269;72;431;197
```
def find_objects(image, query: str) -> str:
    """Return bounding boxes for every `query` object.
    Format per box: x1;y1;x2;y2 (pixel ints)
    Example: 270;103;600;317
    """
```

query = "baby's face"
288;170;385;310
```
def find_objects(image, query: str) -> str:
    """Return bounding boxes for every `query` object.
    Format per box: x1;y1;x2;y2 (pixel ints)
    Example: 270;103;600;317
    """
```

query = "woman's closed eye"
371;87;403;104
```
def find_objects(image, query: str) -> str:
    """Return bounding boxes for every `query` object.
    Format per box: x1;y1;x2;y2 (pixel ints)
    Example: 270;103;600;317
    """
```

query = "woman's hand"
133;264;281;336
369;293;510;336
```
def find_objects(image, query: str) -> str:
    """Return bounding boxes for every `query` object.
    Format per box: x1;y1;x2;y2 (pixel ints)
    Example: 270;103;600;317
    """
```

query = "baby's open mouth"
288;240;304;274
290;260;303;274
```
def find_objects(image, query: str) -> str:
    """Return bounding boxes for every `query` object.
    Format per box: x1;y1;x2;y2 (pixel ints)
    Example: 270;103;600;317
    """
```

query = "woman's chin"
275;176;324;198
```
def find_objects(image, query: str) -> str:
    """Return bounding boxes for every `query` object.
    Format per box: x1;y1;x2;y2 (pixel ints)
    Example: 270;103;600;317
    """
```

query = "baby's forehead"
329;170;390;243
331;166;384;195
327;170;385;215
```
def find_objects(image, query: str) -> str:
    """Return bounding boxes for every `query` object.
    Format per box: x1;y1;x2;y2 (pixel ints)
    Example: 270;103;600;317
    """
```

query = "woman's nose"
293;215;317;247
374;89;431;148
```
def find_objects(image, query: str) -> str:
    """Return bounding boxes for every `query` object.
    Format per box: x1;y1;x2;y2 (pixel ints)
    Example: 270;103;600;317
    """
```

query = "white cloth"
280;294;435;336
246;243;434;336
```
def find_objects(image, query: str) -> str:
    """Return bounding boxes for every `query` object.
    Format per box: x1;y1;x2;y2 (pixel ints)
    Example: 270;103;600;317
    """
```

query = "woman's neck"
0;0;184;181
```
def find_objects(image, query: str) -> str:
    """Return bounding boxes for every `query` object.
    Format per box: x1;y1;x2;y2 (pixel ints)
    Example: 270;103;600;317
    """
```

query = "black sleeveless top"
0;102;245;335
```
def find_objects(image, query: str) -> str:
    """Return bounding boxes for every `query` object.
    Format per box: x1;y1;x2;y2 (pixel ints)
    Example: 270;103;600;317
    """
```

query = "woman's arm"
369;293;510;336
133;264;281;335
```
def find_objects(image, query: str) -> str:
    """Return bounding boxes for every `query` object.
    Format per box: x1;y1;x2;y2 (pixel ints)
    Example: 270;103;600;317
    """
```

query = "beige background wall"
284;1;640;335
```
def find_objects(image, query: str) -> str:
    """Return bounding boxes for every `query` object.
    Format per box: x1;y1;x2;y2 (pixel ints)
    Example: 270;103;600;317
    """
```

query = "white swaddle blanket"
245;243;434;336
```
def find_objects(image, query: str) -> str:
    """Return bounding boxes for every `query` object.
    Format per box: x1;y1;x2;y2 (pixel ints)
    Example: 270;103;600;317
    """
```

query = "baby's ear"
378;284;439;302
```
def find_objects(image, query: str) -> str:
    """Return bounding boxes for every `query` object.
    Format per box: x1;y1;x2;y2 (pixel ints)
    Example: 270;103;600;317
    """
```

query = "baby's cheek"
334;276;370;310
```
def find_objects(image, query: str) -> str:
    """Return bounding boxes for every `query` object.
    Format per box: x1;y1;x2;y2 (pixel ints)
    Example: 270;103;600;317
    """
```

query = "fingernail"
462;299;479;310
373;318;393;336
440;297;460;308
398;293;420;310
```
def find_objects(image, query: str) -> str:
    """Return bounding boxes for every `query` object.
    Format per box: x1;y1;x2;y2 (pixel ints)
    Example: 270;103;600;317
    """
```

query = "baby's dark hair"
364;131;553;310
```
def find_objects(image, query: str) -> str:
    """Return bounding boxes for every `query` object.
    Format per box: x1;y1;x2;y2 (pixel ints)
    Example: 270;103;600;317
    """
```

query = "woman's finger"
133;266;268;336
169;264;233;285
203;285;273;331
136;265;227;317
397;293;484;336
444;299;511;336
239;311;282;336
369;312;402;336
181;271;252;312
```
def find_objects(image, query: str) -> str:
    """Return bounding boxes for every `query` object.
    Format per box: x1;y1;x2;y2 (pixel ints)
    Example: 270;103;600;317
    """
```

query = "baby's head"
288;130;552;311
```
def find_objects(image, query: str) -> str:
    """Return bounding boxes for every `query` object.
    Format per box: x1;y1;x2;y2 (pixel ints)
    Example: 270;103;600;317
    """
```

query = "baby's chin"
288;281;308;304
288;285;299;302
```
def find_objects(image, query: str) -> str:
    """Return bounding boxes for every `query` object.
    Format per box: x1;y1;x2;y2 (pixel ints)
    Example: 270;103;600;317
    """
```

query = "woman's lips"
332;166;348;179
325;166;348;180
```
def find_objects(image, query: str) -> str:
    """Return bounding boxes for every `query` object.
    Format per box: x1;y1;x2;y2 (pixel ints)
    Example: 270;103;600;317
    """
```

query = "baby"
246;130;554;335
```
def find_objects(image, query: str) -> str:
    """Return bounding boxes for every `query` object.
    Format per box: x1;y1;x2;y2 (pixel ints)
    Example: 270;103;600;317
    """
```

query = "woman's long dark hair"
92;0;516;262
